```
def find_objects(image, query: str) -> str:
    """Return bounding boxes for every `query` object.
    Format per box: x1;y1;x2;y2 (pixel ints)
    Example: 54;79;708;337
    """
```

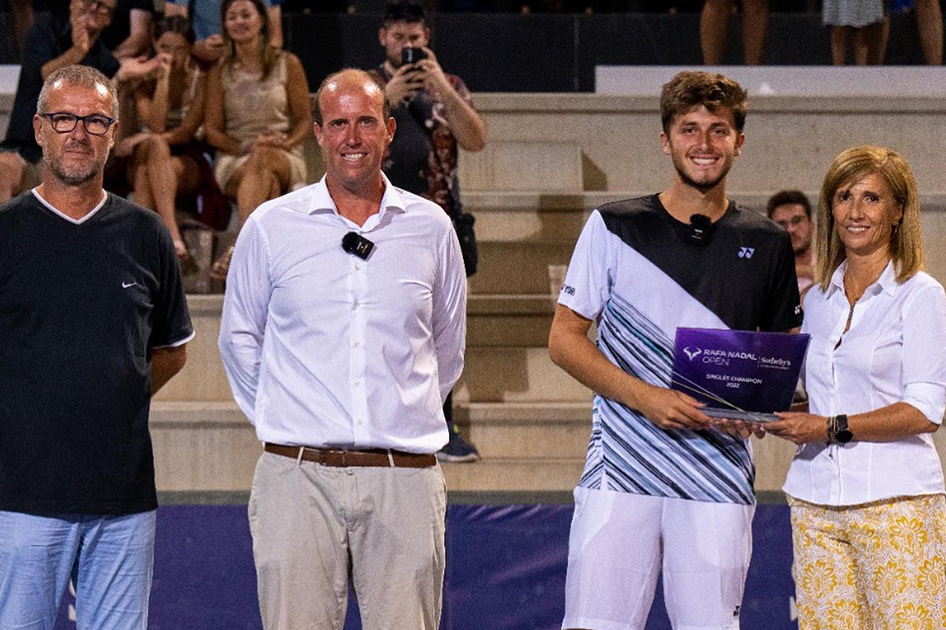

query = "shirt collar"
829;259;898;298
306;173;408;224
31;188;108;225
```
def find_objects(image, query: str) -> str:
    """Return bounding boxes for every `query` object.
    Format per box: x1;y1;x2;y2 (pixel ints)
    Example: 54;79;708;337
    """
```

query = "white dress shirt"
783;261;946;505
218;175;467;453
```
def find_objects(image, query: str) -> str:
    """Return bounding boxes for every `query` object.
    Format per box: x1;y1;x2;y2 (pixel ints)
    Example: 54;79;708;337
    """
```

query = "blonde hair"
816;145;925;290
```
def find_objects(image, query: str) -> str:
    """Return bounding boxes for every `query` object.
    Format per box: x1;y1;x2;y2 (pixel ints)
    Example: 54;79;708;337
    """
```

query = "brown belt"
264;443;436;468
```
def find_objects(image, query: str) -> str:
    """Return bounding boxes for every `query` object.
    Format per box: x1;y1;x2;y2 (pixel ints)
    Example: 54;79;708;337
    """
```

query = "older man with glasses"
0;0;159;204
0;65;193;630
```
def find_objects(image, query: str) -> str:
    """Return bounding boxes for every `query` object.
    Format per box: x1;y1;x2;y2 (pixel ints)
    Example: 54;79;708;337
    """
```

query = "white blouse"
782;261;946;506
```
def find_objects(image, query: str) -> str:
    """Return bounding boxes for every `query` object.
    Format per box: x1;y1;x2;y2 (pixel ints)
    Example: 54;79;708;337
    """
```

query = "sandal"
174;240;199;276
210;245;235;281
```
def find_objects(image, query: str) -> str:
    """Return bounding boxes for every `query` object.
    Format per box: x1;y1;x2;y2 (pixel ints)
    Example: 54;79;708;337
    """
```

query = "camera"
401;47;427;66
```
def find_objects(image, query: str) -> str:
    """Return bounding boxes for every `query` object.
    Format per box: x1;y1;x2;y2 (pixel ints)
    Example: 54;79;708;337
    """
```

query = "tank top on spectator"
220;53;292;144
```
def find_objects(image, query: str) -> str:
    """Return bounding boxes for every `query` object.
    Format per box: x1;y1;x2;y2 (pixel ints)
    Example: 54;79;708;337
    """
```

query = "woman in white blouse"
766;145;946;628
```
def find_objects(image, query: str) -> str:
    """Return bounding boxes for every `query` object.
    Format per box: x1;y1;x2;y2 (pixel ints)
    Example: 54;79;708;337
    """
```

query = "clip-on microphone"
683;214;716;246
341;232;375;260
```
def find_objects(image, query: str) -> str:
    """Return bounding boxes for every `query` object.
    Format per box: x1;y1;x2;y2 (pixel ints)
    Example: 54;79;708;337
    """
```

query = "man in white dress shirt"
218;68;467;630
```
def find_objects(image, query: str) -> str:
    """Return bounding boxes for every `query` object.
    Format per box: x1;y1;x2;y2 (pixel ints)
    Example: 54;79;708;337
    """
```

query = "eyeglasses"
775;215;809;229
39;112;116;136
80;0;115;15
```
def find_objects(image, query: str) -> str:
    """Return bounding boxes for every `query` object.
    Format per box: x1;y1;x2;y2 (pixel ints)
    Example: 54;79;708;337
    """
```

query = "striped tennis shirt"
559;195;802;505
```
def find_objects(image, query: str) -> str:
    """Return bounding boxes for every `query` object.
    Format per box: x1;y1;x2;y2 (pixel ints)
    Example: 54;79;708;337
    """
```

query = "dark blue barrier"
53;502;797;629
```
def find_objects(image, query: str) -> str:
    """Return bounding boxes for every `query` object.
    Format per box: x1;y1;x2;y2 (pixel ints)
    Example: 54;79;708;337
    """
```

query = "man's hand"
415;48;451;96
765;412;828;445
193;35;226;66
70;11;93;55
386;64;425;104
635;384;711;431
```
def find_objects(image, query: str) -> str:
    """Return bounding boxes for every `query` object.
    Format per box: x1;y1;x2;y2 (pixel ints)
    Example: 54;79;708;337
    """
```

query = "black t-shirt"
0;192;193;516
0;16;120;164
100;0;156;53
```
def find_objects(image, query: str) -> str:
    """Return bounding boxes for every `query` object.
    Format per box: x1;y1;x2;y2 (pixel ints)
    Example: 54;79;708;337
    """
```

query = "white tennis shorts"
562;487;755;630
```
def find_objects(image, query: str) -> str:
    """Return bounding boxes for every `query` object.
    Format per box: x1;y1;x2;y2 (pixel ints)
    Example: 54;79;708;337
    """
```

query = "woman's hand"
765;412;828;445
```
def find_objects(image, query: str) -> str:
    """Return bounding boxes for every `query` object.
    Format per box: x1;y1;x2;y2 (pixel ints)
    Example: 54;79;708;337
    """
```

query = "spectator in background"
164;0;283;67
768;189;816;295
701;0;768;65
369;0;487;463
100;0;155;59
116;16;226;274
48;0;156;59
905;0;942;64
824;0;887;65
204;0;311;279
7;0;34;54
0;0;160;203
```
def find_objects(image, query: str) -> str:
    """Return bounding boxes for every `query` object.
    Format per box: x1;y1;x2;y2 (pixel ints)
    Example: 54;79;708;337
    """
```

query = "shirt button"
355;263;363;271
357;420;364;426
354;380;361;386
353;300;359;309
353;341;361;347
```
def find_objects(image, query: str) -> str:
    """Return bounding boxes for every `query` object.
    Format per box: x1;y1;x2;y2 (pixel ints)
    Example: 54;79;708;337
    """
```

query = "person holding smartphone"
369;0;487;463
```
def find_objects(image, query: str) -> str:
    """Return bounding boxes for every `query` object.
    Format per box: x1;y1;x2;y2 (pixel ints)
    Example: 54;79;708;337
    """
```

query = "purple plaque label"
671;328;810;417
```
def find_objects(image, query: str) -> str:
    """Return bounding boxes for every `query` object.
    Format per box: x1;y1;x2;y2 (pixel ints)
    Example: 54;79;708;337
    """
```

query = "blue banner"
53;502;798;629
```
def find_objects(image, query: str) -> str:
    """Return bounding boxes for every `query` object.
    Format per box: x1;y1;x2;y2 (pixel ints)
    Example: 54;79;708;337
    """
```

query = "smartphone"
401;47;427;66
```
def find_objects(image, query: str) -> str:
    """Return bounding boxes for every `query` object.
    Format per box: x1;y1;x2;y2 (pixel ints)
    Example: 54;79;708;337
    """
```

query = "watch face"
836;429;853;443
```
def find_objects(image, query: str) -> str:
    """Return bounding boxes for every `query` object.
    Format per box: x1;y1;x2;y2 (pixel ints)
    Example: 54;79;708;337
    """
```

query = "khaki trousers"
248;451;447;630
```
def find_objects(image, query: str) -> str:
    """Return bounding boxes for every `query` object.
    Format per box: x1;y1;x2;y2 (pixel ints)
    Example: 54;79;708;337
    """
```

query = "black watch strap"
835;414;853;443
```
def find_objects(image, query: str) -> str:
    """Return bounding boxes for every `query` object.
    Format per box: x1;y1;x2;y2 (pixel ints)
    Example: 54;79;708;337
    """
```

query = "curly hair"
660;71;748;134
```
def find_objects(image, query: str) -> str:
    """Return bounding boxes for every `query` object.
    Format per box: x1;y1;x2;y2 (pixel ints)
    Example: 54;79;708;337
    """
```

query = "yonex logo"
738;247;755;258
683;346;702;361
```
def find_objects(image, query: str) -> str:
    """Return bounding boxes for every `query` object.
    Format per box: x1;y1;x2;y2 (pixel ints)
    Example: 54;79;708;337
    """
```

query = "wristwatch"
834;414;853;444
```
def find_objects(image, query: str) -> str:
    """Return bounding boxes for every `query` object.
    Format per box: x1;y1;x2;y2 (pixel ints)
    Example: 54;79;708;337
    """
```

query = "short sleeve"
450;75;475;108
762;230;803;331
902;282;946;424
557;210;614;321
150;223;194;348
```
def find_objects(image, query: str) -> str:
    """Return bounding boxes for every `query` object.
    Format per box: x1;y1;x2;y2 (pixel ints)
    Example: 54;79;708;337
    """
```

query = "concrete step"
459;140;583;192
455;347;592;404
457;401;590;459
148;400;851;494
148;400;589;492
471;93;946;196
441;457;584;492
470;241;576;295
158;295;566;402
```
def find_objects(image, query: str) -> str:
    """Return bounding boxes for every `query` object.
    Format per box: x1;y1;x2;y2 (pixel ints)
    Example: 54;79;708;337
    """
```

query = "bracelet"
826;415;837;444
